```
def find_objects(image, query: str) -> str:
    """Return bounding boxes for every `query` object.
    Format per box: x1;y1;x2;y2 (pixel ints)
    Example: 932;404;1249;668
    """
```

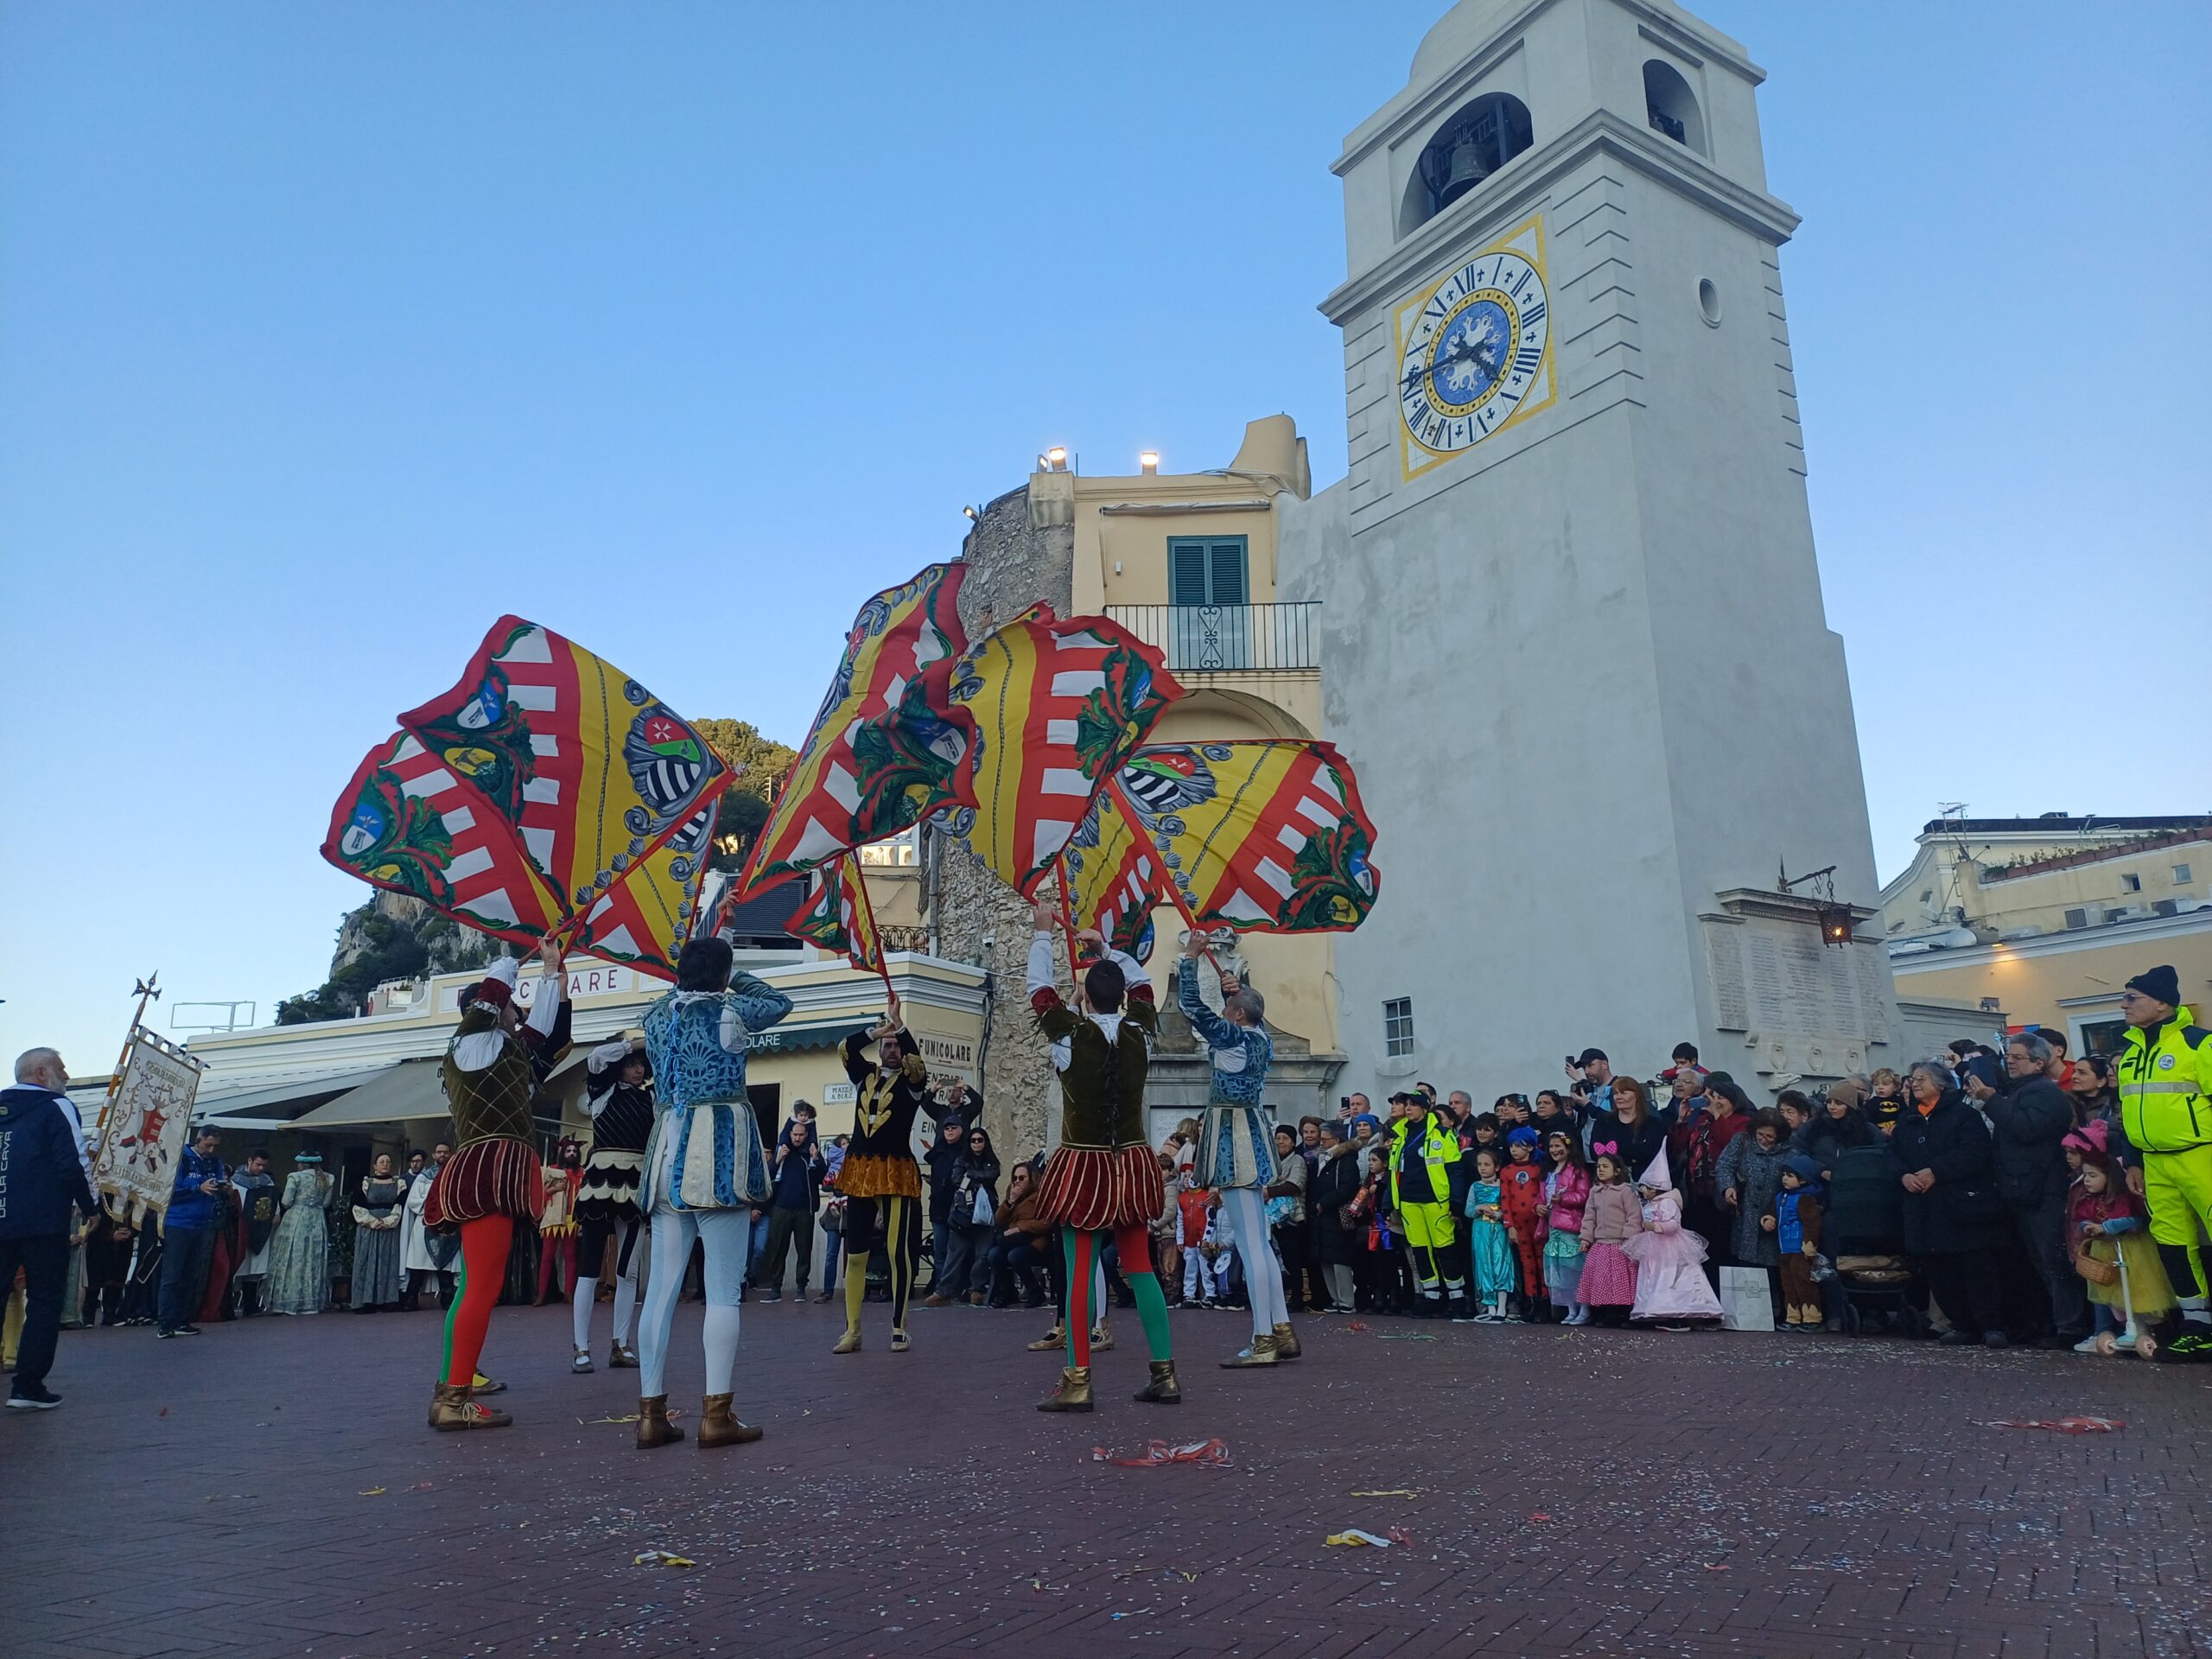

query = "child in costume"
1622;1146;1722;1328
1542;1131;1591;1326
1576;1149;1642;1325
571;1034;653;1374
2064;1122;2175;1352
1498;1127;1550;1320
1029;901;1178;1411
1771;1154;1827;1329
1464;1147;1516;1322
1183;1194;1230;1306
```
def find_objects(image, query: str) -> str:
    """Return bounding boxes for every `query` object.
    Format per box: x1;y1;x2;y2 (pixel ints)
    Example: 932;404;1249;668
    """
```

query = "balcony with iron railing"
1103;601;1320;675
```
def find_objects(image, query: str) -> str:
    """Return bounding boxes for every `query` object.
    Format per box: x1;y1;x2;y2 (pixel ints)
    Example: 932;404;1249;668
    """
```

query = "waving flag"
944;605;1181;897
321;730;564;947
570;795;721;979
739;563;970;894
1102;741;1380;934
1059;784;1164;963
398;616;729;916
786;855;885;980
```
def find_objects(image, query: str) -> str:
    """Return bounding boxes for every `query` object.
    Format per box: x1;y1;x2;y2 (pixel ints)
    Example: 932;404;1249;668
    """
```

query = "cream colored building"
1881;815;2212;1056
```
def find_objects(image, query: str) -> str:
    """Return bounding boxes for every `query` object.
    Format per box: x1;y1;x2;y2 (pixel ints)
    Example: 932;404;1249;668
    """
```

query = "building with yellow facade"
1881;813;2212;1057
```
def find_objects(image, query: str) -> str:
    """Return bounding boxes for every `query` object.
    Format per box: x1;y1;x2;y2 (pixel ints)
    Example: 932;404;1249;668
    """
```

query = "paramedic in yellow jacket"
1385;1090;1468;1316
2116;963;2212;1363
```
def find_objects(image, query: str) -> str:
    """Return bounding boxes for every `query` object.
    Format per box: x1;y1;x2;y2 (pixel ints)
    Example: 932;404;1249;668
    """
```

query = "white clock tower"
1281;0;1902;1098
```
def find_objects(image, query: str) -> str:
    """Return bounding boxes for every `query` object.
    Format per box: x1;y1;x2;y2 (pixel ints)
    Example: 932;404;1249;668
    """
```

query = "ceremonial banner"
571;795;722;979
398;616;729;914
89;1028;204;1228
321;730;564;947
786;855;885;979
1059;784;1164;963
946;605;1181;897
739;563;970;893
1102;741;1380;933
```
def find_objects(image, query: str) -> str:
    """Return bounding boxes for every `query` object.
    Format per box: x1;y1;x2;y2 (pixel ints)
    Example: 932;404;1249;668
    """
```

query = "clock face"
1396;250;1550;456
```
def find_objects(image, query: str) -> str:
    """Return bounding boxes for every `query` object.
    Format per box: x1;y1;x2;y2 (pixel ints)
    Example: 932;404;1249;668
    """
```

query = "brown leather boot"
696;1393;763;1448
635;1395;685;1449
1133;1360;1181;1404
1273;1321;1302;1360
429;1380;512;1432
1036;1366;1093;1412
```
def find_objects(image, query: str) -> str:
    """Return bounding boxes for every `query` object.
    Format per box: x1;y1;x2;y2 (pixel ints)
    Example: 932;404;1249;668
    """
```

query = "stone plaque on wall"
1702;918;1895;1056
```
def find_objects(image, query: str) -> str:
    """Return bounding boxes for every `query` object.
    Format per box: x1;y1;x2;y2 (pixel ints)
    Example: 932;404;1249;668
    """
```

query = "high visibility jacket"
1388;1113;1458;1211
2117;1005;2212;1154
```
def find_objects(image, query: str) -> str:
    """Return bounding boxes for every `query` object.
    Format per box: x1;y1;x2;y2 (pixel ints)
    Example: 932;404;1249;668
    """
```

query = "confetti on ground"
404;1481;435;1492
1528;1513;1553;1522
632;1550;696;1567
1090;1439;1231;1468
1705;1562;1731;1571
1373;1332;1440;1342
1975;1416;2125;1433
358;1487;387;1497
1386;1527;1414;1547
1350;1489;1421;1497
1344;1320;1372;1333
1325;1529;1393;1548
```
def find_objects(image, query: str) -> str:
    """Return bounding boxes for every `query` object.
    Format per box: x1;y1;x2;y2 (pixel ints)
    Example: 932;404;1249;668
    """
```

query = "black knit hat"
2126;964;2182;1008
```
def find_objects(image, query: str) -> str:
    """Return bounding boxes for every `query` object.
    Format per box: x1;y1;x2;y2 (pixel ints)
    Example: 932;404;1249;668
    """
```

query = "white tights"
1217;1186;1288;1337
636;1205;751;1399
571;1226;640;1351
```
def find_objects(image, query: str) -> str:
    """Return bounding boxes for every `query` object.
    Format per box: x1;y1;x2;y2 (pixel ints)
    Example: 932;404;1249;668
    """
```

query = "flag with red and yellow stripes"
397;616;731;917
569;794;722;979
785;855;884;978
1101;741;1380;934
321;729;565;948
946;605;1181;898
1058;781;1165;963
738;563;971;895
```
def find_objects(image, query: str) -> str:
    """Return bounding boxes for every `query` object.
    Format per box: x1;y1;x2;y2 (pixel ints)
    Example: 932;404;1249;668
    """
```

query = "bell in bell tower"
1279;0;1901;1101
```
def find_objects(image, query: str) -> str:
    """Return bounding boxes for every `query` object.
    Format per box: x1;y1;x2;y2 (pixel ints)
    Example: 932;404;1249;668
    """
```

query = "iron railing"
1104;601;1320;674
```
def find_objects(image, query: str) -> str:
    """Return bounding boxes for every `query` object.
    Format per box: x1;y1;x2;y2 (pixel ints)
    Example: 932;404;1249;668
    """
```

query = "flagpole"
849;859;896;1001
98;973;161;1139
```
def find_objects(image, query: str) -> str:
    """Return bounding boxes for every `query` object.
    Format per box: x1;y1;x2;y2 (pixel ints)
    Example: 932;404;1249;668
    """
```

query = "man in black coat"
1986;1034;2089;1346
2;1049;103;1409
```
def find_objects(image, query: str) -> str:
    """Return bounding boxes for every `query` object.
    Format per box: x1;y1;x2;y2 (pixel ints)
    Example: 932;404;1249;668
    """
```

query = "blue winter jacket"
0;1087;99;1240
167;1146;231;1230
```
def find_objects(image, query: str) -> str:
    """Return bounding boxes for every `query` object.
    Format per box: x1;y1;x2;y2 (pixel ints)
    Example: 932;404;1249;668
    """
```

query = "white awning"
286;1059;454;1129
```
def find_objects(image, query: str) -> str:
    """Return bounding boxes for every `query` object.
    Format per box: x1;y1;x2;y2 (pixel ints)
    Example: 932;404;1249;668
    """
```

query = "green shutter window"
1170;540;1211;607
1164;536;1252;669
1208;541;1248;606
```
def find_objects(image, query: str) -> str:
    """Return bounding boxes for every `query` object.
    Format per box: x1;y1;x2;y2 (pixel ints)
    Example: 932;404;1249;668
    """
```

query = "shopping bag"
971;1185;995;1228
1719;1266;1775;1332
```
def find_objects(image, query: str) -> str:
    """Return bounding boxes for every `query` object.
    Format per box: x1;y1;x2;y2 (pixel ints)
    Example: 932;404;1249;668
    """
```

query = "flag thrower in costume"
939;604;1183;899
397;615;733;918
737;562;971;894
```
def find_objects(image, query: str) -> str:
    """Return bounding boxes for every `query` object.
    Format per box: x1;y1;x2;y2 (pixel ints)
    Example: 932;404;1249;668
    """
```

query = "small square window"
1382;997;1415;1058
2175;863;2194;886
2121;873;2142;893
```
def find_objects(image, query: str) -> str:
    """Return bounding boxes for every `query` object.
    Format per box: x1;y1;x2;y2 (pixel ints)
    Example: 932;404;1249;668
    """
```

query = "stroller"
1823;1141;1927;1338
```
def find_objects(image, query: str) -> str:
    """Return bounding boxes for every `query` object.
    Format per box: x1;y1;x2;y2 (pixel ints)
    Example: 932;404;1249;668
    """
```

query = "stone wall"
924;484;1076;1161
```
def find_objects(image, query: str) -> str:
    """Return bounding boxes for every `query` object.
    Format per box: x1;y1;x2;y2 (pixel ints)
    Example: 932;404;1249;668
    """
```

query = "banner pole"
99;973;160;1140
849;858;896;1001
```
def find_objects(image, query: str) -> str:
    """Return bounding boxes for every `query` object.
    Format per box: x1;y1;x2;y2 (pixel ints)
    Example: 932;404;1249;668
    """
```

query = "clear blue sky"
4;3;2206;1069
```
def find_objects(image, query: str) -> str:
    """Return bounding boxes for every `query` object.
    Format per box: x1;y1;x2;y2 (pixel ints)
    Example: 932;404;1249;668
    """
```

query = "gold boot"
1219;1332;1281;1369
429;1380;512;1432
1133;1359;1182;1404
471;1372;506;1395
696;1393;763;1448
1273;1322;1302;1360
635;1394;685;1449
1090;1323;1115;1352
1036;1366;1094;1412
832;1325;862;1355
1025;1324;1065;1352
608;1340;639;1370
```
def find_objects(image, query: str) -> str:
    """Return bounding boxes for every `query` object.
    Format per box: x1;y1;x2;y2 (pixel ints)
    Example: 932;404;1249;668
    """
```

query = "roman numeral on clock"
1514;344;1543;374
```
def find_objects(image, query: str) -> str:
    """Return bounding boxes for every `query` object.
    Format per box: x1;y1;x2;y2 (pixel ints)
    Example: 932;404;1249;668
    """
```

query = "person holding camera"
156;1126;230;1338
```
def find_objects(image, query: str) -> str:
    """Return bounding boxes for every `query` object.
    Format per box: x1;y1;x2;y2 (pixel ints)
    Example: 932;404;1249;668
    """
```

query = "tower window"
2121;873;2142;893
1399;92;1534;238
1643;60;1706;156
1382;997;1415;1058
2175;863;2194;885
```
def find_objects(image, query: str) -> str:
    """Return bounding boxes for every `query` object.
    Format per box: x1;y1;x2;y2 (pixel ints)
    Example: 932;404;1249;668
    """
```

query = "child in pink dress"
1575;1150;1642;1326
1621;1146;1722;1329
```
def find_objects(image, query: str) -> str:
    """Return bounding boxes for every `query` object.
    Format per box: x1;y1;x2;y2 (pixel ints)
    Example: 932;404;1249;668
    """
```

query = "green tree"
695;717;798;872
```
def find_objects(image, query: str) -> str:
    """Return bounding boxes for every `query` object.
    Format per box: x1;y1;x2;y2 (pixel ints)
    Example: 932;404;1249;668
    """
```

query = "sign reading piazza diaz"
1279;0;1902;1096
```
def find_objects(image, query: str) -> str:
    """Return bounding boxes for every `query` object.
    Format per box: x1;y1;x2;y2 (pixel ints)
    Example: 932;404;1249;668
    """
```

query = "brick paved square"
5;1301;2209;1657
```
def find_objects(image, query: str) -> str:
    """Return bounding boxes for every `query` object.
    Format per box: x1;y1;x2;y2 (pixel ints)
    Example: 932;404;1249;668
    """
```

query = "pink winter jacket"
1544;1164;1591;1238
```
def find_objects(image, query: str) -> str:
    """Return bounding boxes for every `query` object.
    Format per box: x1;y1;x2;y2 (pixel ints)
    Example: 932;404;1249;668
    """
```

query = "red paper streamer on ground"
1090;1438;1232;1467
1976;1416;2126;1433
